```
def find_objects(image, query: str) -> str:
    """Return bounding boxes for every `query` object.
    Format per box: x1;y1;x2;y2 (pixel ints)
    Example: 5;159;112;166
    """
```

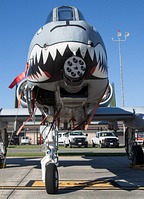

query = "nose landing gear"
40;125;59;194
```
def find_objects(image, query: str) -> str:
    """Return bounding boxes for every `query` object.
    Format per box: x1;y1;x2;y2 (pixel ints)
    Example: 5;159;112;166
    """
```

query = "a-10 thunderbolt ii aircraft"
3;5;144;194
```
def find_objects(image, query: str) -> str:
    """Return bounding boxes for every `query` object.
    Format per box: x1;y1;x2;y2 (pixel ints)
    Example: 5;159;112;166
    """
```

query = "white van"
20;136;31;145
58;132;66;145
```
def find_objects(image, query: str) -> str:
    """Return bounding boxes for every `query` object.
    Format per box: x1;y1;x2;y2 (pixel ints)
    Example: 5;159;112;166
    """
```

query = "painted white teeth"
56;43;67;57
80;44;87;58
88;48;94;61
92;61;107;78
69;43;79;55
29;42;97;66
42;48;49;64
28;42;108;80
36;47;41;63
28;66;50;82
95;44;106;65
30;45;41;64
48;46;57;60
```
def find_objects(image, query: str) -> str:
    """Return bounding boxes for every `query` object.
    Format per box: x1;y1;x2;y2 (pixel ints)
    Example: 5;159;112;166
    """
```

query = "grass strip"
7;152;126;157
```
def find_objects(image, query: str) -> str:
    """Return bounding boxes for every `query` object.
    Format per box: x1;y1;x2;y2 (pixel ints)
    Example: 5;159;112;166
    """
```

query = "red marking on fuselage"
90;66;96;74
44;71;51;78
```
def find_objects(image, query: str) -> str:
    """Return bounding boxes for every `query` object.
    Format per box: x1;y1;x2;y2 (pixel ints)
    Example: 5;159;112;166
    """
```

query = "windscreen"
58;7;74;21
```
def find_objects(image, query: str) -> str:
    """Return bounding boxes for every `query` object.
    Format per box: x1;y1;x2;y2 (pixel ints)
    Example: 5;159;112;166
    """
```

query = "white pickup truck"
91;131;119;148
64;130;88;148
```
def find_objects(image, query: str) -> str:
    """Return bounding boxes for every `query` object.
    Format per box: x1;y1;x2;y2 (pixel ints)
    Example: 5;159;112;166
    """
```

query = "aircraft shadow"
5;157;41;169
3;156;144;194
58;156;144;194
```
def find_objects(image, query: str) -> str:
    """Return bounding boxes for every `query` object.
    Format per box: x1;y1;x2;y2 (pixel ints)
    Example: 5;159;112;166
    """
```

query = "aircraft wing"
0;108;42;123
94;107;144;130
1;107;144;130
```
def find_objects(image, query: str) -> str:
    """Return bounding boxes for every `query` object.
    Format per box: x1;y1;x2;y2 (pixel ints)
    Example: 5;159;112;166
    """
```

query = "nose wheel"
40;124;59;194
45;163;59;194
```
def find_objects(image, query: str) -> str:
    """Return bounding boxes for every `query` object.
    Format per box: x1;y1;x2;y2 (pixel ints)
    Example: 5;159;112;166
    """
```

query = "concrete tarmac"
0;156;144;199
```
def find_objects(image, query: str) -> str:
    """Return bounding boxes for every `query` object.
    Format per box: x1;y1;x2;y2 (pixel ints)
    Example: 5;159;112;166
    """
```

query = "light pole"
112;30;129;107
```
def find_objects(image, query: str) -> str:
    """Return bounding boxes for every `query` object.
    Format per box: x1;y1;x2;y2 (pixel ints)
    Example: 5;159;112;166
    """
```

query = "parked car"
20;136;31;145
91;131;119;148
64;130;88;148
8;135;19;145
58;132;66;145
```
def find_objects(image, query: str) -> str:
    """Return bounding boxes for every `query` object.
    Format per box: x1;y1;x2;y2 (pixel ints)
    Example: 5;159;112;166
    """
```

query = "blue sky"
0;0;144;108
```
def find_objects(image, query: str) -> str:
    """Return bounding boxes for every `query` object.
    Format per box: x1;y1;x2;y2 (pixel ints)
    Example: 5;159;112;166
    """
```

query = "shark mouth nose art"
27;42;108;83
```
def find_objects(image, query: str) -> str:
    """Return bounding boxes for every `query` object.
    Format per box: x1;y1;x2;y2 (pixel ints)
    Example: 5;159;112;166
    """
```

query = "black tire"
0;159;3;168
85;143;88;148
45;163;59;194
69;142;72;148
99;142;103;148
0;159;5;168
132;145;144;165
92;141;95;147
64;142;67;148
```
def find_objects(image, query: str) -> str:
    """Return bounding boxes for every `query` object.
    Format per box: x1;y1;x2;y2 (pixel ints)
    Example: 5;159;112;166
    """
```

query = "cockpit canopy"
46;6;85;23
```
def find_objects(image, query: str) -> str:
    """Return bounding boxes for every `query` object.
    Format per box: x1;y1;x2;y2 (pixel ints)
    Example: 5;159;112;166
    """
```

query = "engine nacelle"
99;83;114;107
16;79;36;115
26;85;35;116
16;79;28;108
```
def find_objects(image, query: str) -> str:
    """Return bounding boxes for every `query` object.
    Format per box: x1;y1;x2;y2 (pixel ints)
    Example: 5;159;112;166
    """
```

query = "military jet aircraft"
4;5;144;194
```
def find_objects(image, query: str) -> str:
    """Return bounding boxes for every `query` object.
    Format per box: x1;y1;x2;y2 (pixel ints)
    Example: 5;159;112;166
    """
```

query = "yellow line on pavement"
33;180;115;187
1;180;144;190
0;184;144;190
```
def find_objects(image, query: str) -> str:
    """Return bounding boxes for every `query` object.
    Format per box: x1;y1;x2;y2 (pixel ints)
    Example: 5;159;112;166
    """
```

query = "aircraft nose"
64;56;86;84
